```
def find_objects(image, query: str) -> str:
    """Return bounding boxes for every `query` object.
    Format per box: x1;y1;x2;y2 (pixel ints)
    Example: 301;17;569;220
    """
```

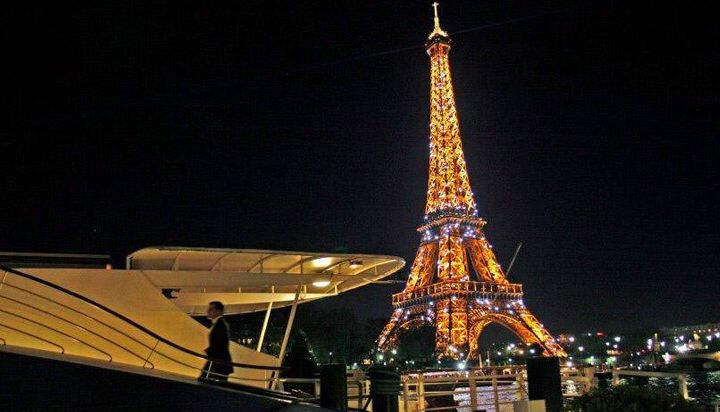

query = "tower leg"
377;308;403;352
450;297;468;357
465;305;567;359
516;306;567;356
434;299;451;359
467;318;490;361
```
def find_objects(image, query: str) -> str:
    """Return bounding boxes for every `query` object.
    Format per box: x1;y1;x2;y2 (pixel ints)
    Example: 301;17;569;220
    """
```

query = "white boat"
0;247;404;388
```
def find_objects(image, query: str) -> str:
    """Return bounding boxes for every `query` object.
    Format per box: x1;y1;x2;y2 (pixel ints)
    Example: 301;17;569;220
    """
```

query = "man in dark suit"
200;301;234;382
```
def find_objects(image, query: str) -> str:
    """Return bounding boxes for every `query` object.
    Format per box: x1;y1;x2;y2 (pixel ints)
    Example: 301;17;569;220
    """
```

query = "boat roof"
126;246;406;314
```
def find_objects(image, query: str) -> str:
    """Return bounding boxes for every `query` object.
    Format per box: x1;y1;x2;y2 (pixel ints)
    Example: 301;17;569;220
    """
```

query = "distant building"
661;323;720;337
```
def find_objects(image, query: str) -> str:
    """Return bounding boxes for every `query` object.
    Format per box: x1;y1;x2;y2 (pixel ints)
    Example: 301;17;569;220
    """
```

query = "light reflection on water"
614;371;720;405
452;384;519;412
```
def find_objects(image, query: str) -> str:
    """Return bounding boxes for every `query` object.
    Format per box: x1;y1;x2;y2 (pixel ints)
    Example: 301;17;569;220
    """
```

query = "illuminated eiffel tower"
377;3;566;361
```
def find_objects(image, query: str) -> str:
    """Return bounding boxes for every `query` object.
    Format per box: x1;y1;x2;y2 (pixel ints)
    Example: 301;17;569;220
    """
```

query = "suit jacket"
205;316;233;375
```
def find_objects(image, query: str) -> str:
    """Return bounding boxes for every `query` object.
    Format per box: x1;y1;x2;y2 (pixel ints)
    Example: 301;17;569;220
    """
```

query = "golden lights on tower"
377;3;566;361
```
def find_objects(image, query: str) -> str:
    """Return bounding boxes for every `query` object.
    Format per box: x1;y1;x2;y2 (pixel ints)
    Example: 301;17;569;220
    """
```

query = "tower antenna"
505;242;523;278
428;2;448;39
432;2;441;30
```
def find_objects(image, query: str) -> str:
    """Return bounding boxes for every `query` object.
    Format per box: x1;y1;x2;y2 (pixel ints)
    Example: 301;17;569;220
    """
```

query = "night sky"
3;1;718;334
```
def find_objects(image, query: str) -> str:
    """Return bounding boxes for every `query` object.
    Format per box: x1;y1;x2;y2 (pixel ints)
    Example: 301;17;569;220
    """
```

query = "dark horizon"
3;0;718;334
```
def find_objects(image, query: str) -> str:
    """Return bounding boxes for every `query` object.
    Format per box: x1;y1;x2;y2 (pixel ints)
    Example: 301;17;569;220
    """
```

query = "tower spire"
425;1;473;217
429;2;449;39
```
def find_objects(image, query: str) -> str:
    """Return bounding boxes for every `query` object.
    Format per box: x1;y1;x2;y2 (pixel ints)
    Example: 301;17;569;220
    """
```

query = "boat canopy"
126;246;405;314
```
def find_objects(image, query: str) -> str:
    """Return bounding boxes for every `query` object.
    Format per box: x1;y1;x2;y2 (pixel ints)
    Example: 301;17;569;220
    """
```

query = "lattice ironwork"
377;4;566;361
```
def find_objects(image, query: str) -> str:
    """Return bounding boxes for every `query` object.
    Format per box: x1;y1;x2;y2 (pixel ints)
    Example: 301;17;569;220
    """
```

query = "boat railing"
0;282;155;367
0;321;65;354
0;264;284;386
273;376;370;409
0;306;113;361
402;366;529;412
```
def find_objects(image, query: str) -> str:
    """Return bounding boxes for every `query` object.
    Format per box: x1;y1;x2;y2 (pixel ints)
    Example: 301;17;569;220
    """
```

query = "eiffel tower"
377;3;566;361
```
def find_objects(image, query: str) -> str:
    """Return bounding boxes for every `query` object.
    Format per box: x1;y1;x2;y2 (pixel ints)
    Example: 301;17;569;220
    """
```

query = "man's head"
207;301;225;320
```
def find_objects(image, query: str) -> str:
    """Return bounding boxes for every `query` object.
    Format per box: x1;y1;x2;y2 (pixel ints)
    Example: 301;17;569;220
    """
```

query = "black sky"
2;0;719;334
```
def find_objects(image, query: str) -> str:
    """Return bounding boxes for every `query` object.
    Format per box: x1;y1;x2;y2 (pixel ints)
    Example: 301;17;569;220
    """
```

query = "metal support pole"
205;361;214;379
417;373;425;412
271;286;301;390
357;380;365;410
143;339;160;368
0;270;8;292
402;379;410;412
492;377;500;412
256;301;273;352
468;374;478;411
516;372;526;400
678;374;689;399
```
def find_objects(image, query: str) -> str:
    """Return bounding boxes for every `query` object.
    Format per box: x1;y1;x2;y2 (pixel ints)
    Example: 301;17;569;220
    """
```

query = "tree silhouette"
284;329;318;379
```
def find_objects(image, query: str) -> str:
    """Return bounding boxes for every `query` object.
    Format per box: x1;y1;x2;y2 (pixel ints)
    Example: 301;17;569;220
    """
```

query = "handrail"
0;281;257;382
0;308;113;361
0;321;65;353
403;369;527;412
0;293;153;368
0;265;283;371
1;283;158;367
